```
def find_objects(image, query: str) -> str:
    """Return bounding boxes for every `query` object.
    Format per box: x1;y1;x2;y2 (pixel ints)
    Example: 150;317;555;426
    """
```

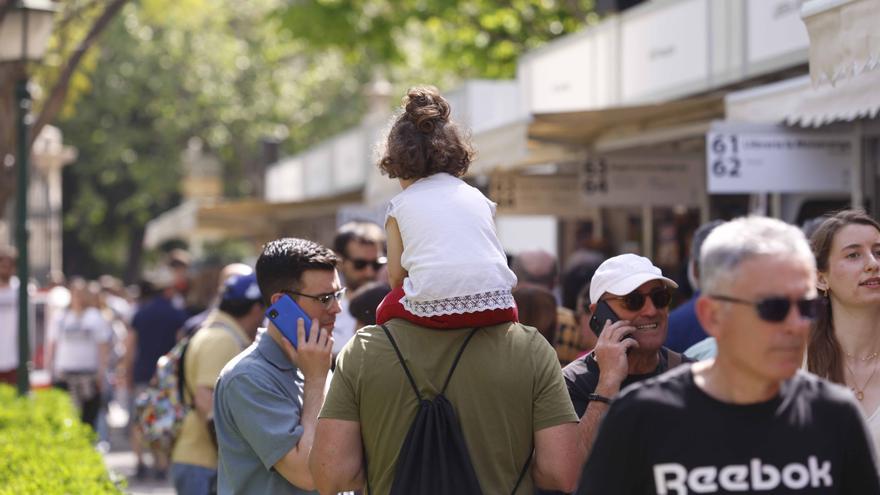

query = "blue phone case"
265;294;312;348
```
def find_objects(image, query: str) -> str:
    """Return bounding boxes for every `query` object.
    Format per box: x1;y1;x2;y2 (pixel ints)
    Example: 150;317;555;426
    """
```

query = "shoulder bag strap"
380;324;423;401
212;319;248;350
177;337;194;406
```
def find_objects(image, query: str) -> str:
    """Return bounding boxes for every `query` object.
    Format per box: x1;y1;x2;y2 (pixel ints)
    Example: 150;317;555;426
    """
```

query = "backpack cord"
440;327;481;394
380;324;424;401
380;324;481;400
511;448;533;494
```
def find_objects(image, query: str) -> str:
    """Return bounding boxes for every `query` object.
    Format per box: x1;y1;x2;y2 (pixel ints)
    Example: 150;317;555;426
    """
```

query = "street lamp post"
0;0;56;396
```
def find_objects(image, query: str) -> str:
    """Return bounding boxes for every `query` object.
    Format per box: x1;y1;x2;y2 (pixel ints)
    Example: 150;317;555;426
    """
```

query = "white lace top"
386;173;517;317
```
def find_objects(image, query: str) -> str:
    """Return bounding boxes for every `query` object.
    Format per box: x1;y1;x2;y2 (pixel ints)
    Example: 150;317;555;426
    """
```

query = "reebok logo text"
653;456;832;494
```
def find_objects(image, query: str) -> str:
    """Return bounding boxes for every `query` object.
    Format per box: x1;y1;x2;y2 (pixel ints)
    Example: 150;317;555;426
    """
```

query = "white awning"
786;67;880;126
143;191;363;249
469;119;585;175
144;200;200;249
801;0;880;85
725;72;880;127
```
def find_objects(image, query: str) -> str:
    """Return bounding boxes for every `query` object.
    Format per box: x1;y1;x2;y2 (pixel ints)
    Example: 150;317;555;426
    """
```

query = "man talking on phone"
562;254;689;456
213;238;339;494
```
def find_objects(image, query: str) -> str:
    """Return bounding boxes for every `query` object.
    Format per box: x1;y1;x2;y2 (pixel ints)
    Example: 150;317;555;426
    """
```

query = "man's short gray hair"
700;216;815;294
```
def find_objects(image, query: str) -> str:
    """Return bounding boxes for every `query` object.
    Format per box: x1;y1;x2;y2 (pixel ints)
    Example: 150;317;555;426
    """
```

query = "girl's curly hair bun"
403;86;450;134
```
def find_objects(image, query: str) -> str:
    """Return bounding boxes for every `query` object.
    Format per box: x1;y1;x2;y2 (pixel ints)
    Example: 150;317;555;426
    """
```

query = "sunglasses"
604;287;673;312
707;294;821;322
282;288;346;309
349;257;387;271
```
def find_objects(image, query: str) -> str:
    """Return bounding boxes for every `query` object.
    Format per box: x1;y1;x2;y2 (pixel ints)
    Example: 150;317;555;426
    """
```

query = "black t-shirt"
535;348;691;495
577;366;880;494
563;347;690;417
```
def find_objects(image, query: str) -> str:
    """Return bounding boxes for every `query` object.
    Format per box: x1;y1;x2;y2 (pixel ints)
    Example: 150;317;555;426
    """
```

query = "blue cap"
222;273;262;302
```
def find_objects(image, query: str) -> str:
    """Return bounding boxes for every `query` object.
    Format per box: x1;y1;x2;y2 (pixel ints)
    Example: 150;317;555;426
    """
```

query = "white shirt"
0;278;19;371
52;307;112;372
387;173;517;316
332;297;356;355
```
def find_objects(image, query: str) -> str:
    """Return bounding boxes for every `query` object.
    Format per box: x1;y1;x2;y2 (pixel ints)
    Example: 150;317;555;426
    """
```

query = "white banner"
620;0;708;102
746;0;810;65
527;34;596;113
707;123;854;193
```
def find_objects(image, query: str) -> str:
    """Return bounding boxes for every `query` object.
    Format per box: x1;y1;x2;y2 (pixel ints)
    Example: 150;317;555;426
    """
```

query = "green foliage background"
56;0;596;279
0;385;122;494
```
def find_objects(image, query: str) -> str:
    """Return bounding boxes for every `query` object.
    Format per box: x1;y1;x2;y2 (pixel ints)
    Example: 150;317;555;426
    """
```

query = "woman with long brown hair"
808;209;880;458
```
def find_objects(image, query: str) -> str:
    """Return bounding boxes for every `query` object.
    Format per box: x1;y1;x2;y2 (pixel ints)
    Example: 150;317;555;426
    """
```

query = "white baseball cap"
589;253;678;305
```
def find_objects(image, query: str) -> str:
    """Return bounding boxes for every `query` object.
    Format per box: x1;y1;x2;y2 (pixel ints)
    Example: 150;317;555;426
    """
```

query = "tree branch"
29;0;130;150
53;0;104;42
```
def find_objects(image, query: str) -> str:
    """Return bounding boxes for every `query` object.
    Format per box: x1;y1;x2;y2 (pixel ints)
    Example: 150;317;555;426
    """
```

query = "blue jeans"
171;463;216;495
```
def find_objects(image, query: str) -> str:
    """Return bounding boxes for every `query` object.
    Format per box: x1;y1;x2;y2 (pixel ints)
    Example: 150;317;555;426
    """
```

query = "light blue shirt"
684;336;718;361
213;329;317;495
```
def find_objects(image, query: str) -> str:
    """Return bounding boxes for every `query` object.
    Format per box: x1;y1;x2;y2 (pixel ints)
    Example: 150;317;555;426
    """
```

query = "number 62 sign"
706;123;855;194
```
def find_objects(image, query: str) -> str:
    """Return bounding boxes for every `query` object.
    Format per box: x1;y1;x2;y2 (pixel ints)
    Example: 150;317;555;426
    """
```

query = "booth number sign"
582;158;609;194
709;134;741;178
706;128;853;194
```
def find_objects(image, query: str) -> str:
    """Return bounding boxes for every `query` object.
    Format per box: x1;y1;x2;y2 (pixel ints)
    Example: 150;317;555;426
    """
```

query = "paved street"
102;400;174;495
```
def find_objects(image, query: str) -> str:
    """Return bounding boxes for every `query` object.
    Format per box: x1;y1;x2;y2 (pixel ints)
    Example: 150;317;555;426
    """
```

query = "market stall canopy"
144;190;363;249
801;0;880;85
468;119;585;175
528;94;724;146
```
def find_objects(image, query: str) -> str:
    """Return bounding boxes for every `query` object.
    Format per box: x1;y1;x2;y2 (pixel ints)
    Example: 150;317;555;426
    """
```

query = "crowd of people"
2;86;880;495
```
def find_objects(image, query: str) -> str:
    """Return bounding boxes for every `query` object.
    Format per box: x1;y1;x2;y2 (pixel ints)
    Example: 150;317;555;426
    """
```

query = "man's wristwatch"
587;393;612;404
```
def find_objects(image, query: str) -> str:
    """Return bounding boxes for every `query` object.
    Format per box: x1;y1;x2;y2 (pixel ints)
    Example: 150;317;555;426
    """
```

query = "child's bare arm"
385;216;407;288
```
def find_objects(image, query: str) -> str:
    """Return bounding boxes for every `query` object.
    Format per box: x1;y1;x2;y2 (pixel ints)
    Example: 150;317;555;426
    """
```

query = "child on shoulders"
375;86;518;329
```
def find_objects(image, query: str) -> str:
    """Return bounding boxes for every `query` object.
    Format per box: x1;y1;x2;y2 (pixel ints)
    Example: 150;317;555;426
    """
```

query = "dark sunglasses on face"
707;294;820;322
349;256;387;271
605;287;673;312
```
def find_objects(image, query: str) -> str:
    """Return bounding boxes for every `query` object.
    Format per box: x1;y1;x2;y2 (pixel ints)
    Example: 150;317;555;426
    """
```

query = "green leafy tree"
60;0;371;279
54;0;597;279
0;0;128;220
276;0;598;79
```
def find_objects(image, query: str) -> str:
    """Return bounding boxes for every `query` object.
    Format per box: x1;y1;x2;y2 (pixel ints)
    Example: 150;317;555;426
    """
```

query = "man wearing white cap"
561;253;689;453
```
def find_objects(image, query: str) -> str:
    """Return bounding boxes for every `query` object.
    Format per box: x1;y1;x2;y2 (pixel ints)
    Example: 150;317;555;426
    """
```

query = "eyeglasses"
707;294;821;322
349;256;387;271
281;288;346;309
604;287;673;312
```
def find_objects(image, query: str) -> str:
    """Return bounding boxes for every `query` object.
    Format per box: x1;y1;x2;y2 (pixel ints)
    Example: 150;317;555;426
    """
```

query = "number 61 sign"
706;123;854;194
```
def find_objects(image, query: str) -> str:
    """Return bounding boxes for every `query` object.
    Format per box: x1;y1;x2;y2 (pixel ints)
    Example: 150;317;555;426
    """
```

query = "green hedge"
0;384;123;494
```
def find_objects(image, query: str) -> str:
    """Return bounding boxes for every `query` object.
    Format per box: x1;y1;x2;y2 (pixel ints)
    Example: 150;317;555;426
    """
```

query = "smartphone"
265;294;311;348
589;300;620;337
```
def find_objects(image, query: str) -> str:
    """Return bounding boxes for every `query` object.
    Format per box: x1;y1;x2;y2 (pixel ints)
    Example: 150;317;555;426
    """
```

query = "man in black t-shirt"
578;217;880;494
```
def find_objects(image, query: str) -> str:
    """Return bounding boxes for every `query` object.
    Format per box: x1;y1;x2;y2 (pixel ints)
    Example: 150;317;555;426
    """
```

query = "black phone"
589;300;620;337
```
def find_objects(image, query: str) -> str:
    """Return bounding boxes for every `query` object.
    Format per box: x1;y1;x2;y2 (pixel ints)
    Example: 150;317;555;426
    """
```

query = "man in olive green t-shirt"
311;318;585;494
